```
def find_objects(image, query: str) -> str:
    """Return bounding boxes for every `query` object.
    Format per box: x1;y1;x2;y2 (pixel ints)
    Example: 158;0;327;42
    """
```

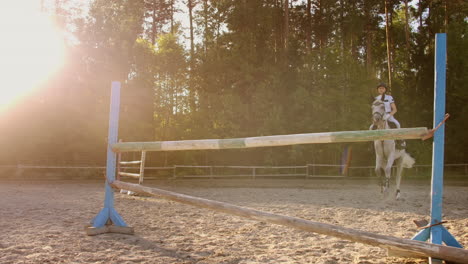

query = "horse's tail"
402;151;415;168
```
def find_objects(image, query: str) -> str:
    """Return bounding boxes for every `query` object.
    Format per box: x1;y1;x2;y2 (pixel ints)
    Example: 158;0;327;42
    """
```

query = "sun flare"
0;3;65;111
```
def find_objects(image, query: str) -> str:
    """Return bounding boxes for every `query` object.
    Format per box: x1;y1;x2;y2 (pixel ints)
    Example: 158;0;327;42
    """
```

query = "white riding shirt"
375;94;394;113
375;94;400;128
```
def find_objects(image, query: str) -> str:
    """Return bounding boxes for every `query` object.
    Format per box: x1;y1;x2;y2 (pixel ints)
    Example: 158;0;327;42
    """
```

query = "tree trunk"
317;0;324;67
404;0;410;55
306;0;311;53
170;0;174;34
188;0;196;113
151;0;157;45
188;0;195;60
283;0;289;54
340;0;345;57
418;0;423;29
274;0;281;64
444;0;448;33
365;1;373;76
384;0;392;89
203;0;208;55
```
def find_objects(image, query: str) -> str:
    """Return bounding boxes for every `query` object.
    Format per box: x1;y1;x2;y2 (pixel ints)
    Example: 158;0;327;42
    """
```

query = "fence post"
138;151;146;184
116;139;122;181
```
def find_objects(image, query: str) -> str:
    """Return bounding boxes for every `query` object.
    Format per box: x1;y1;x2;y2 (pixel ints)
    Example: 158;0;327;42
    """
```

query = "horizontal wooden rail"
179;174;256;178
307;175;347;178
308;164;345;167
112;127;429;152
111;180;468;263
175;165;308;169
119;161;142;165
145;167;175;170
8;165;106;169
3;163;467;170
179;174;308;178
118;172;141;178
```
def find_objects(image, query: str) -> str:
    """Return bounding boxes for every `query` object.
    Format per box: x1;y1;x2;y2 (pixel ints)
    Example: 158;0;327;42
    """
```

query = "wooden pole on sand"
111;180;468;264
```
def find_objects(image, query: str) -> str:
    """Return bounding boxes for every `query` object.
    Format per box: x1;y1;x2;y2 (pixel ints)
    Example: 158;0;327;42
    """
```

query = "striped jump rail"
111;127;429;153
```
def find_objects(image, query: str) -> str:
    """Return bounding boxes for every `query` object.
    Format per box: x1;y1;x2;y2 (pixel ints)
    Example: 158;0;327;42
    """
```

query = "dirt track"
0;179;467;264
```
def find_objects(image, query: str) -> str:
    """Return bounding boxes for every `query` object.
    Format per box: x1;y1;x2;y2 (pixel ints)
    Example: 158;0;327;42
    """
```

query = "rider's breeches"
387;115;401;129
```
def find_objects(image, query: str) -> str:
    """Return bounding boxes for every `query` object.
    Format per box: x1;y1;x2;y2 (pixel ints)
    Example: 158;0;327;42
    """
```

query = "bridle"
372;101;387;130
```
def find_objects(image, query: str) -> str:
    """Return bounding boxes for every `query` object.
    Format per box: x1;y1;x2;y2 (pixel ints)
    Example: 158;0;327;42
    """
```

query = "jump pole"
110;180;468;263
411;33;463;262
111;127;428;152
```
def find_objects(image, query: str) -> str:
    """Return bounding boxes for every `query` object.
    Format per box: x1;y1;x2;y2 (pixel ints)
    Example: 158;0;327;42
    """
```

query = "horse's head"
371;100;386;128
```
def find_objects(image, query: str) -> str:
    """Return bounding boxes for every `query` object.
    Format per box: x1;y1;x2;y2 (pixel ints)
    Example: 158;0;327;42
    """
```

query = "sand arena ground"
0;178;467;264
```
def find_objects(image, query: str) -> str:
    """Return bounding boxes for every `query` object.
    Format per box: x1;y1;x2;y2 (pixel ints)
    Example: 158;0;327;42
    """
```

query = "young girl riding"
375;83;400;128
374;83;406;148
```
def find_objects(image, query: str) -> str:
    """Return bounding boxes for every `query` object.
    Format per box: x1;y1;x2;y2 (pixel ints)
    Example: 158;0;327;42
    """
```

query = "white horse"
371;100;415;199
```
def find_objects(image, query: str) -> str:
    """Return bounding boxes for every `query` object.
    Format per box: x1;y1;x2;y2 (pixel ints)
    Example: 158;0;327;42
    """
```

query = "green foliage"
2;0;467;168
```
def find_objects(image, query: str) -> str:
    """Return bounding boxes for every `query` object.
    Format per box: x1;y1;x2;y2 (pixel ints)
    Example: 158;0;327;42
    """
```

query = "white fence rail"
1;164;467;179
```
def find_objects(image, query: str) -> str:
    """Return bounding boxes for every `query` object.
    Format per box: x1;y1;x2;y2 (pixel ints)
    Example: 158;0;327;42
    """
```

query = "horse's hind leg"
383;154;396;197
395;157;404;200
375;167;385;193
375;156;385;193
382;165;391;196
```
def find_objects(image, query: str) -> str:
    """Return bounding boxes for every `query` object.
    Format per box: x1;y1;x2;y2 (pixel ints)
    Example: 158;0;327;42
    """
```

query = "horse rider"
373;83;406;148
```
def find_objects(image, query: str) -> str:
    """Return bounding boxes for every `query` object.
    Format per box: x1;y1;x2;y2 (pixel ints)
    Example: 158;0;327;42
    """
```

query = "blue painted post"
412;34;462;251
429;33;447;247
91;81;129;228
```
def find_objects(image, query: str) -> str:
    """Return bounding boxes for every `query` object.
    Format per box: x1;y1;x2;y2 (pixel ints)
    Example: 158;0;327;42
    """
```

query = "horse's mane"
372;99;384;107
